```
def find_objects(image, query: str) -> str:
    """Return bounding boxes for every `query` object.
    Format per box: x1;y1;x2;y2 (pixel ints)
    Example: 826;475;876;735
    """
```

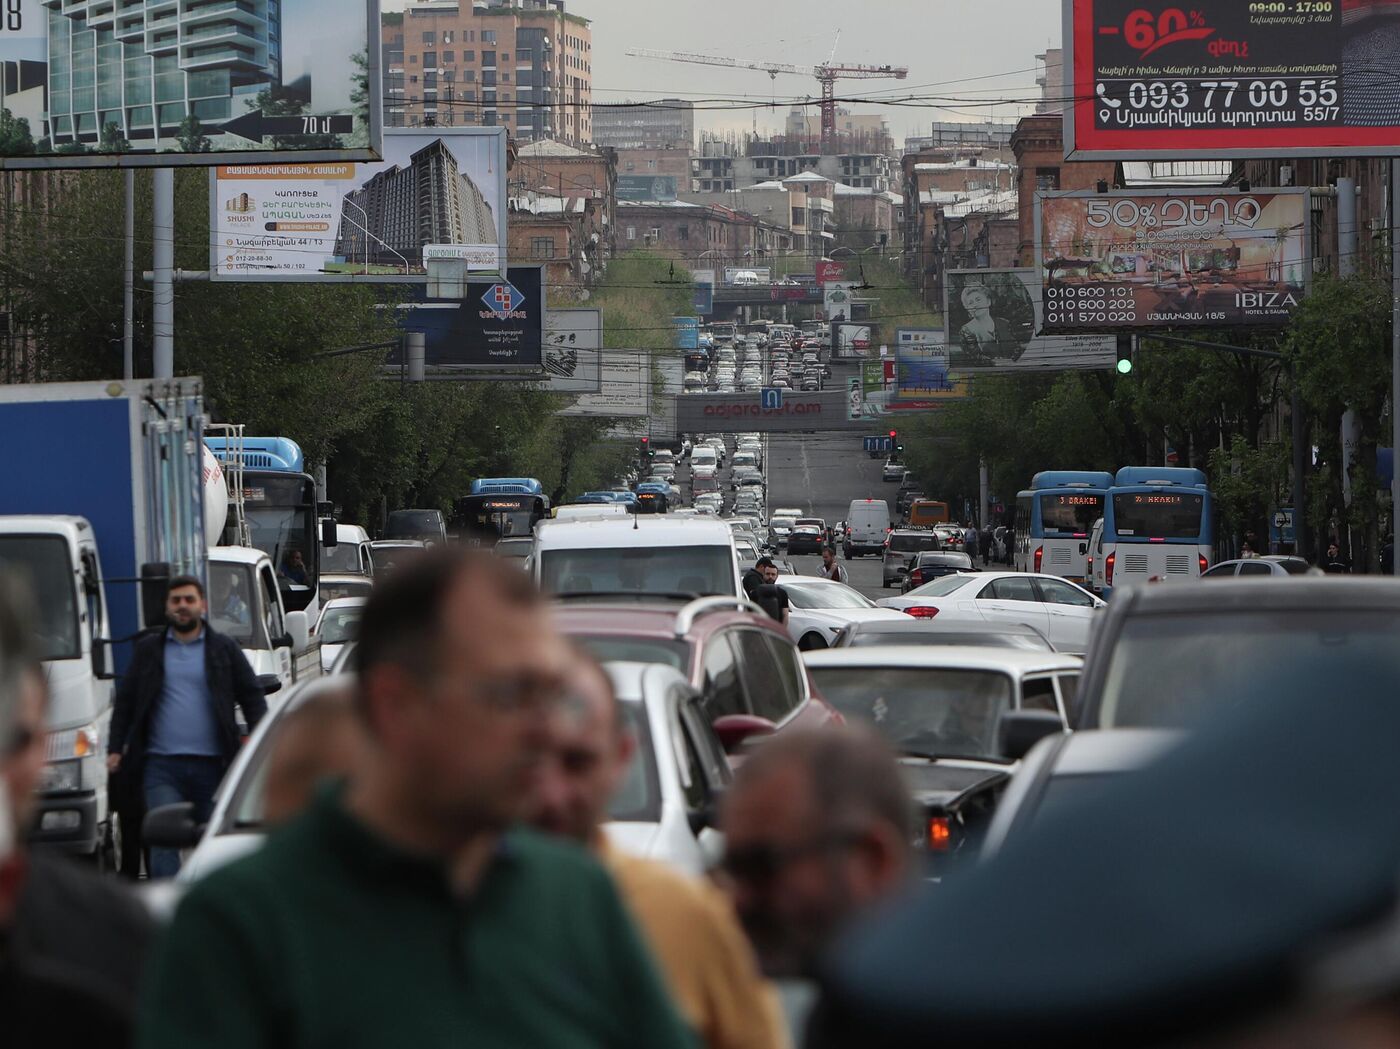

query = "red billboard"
816;261;848;285
1065;0;1400;158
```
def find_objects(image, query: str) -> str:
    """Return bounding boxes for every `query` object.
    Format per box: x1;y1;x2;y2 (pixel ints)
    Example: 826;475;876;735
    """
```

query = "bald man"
530;654;789;1049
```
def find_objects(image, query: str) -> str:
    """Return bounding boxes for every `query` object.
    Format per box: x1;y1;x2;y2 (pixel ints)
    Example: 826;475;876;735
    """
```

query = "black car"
902;552;975;592
786;525;826;556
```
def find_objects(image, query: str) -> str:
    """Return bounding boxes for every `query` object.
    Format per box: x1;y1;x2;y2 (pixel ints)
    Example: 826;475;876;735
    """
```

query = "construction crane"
626;46;909;152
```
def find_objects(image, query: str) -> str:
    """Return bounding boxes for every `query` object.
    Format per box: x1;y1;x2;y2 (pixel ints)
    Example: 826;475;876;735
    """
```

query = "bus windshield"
1040;492;1104;535
1112;492;1205;539
240;473;318;611
455;496;547;542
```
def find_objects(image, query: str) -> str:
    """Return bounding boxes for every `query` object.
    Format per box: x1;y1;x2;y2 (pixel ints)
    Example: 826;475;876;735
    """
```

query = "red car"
554;596;842;755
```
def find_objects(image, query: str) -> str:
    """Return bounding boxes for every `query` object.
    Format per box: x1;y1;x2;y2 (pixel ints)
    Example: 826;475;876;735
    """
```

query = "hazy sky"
384;0;1062;142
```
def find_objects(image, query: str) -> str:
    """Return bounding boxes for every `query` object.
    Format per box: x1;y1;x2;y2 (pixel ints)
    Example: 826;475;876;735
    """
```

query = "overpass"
708;282;824;319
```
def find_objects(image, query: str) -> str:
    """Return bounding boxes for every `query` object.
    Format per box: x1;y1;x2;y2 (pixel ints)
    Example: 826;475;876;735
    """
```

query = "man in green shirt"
139;551;696;1049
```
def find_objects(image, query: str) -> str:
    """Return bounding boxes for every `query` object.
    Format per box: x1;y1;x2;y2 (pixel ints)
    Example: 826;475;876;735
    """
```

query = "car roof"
553;599;784;643
1113;577;1400;612
534;517;734;549
803;645;1082;674
1047;729;1183;775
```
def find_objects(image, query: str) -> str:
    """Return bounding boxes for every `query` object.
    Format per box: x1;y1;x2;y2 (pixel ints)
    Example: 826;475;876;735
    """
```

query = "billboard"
1064;0;1400;159
691;268;715;315
0;0;381;169
1035;190;1309;332
536;310;602;394
725;267;771;284
673;317;700;351
558;351;652;419
825;282;856;322
617;175;679;202
210;127;508;282
389;267;543;370
816;260;848;285
675;391;867;434
944;269;1118;366
861;351;971;415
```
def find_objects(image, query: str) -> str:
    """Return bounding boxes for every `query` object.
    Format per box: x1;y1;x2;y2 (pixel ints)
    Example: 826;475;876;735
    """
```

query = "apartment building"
593;98;694;150
384;0;592;147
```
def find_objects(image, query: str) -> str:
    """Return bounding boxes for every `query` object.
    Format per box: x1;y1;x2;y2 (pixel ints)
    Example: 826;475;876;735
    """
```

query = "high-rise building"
593;99;693;150
384;0;592;146
335;139;496;267
42;0;285;150
1036;50;1064;115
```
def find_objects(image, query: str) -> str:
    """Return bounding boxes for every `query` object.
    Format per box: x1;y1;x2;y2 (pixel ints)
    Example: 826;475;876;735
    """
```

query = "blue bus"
453;478;551;543
1093;468;1214;595
1014;472;1115;583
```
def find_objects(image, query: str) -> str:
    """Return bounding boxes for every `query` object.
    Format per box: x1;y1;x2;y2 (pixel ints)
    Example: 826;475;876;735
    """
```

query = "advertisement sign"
816;261;848;285
861;354;970;414
536;309;602;394
616;175;679;202
675;391;867;434
944;268;1118;365
558;351;651;419
847;378;863;421
0;0;381;169
1035;190;1309;332
390;267;543;370
211;127;508;282
725;267;772;285
673;317;700;351
652;356;687;441
825;282;856;323
1064;0;1400;159
691;269;715;315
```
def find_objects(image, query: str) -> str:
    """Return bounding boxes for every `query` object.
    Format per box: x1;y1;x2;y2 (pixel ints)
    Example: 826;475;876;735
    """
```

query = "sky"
382;0;1064;143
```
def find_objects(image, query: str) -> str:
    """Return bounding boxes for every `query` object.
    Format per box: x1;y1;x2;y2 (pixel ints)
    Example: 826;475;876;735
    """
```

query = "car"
877;572;1105;655
980;730;1181;861
882;459;906;482
786;525;826;556
800;378;820;392
554;597;843;758
1073;578;1400;732
802;647;1083;869
896;486;925;516
318;575;374;603
882;529;944;587
312;597;365;674
734;538;762;564
769;515;798;546
1201;556;1319;578
535;517;742;600
934;525;966;551
321;523;373;578
691;463;717;482
902;551;976;591
832;619;1056;652
602;662;730;876
774;507;805;520
776;576;908;651
367;539;427;576
493;537;534;561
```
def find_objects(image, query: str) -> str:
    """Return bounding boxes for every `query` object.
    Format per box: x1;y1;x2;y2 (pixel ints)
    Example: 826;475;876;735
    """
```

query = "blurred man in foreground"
260;684;365;827
529;654;788;1049
140;551;694;1049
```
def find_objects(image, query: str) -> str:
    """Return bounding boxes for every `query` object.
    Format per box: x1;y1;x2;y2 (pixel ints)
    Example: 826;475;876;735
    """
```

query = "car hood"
603;820;663;860
898;759;1011;810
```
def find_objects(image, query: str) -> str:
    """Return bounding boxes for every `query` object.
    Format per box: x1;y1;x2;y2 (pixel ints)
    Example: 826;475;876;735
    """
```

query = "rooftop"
518;139;595;159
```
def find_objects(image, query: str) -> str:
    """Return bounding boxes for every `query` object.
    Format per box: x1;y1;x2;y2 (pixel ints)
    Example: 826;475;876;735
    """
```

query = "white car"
313;597;365;674
778;577;908;651
876;572;1105;655
604;663;729;876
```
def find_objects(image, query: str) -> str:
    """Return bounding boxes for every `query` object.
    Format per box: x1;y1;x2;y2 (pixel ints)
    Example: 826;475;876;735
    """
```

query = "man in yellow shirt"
529;653;788;1049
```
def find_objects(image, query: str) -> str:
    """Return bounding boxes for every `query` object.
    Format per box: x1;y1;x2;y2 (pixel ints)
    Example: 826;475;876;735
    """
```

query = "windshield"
890;533;940;553
0;536;79;661
320;542;365;575
906;574;980;599
1097;612;1400;729
808;667;1013;760
369;545;423;575
609;702;662;822
241;475;317;611
1111;492;1205;539
495;539;533;559
540;546;736;598
320;579;373;603
1040;493;1104;535
848;630;1050;651
575;635;689;671
208;561;262;647
317;607;362;645
386;511;443;538
781;582;875;610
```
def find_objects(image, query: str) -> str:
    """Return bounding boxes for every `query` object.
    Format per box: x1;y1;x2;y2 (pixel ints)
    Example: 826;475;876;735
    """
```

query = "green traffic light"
1116;358;1134;375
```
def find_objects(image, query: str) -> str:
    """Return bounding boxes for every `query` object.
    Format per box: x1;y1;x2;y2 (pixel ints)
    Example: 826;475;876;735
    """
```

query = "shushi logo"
481;281;528;320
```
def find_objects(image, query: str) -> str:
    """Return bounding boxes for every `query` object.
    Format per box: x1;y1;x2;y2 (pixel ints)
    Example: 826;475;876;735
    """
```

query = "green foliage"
98;122;131;153
0;109;34;156
176;115;212;154
246;88;340;151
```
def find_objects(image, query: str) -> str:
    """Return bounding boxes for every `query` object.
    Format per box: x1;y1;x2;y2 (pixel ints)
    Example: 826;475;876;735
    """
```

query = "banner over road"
1036;188;1310;332
1065;0;1400;158
675;392;868;433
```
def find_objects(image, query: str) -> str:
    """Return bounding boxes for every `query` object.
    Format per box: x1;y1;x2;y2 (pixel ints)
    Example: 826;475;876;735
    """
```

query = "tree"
245;87;341;151
98;122;131;154
0;108;35;156
176;115;212;154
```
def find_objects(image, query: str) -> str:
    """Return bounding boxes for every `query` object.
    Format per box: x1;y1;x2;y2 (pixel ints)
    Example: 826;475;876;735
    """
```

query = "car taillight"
1199;553;1209;575
904;606;939;619
927;816;952;852
1034;546;1044;573
910;569;924;586
1105;551;1115;586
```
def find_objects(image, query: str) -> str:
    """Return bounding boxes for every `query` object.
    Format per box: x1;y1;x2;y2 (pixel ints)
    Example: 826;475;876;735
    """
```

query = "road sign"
863;436;894;453
1271;508;1296;545
761;388;784;411
221;112;355;143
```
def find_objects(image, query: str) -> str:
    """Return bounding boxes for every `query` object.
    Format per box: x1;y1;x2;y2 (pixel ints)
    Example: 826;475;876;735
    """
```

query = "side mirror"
998;710;1064;762
712;714;778;754
284;610;310;653
139;562;170;629
142;801;205;850
257;674;283;695
91;639;116;681
321;518;339;548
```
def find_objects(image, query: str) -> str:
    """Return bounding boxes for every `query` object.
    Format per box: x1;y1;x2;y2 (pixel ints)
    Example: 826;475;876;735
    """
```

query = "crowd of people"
4;549;1400;1048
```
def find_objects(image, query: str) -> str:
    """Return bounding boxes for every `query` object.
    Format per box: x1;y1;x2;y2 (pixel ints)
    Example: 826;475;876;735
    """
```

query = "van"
844;499;891;559
908;500;951;529
691;447;718;471
730;271;762;286
534;518;742;598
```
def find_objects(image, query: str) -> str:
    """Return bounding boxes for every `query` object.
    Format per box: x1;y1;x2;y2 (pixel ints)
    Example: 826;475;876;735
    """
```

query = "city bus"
1014;472;1114;583
452;478;551;545
1096;467;1214;596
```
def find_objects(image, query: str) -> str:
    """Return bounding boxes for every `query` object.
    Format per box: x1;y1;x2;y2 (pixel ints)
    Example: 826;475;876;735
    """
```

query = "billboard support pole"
1338;178;1359;562
152;168;175;380
1392;159;1400;573
406;332;426;383
123;170;134;381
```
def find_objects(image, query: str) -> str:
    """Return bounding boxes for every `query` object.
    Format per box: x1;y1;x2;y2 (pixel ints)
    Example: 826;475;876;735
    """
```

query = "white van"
844;499;891;559
730;270;762;286
533;518;742;598
690;446;718;472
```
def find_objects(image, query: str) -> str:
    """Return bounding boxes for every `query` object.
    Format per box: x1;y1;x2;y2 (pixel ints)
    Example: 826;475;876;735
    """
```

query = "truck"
0;379;210;866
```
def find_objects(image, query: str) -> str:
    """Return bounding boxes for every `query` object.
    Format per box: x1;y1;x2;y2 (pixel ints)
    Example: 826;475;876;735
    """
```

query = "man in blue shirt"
108;576;267;878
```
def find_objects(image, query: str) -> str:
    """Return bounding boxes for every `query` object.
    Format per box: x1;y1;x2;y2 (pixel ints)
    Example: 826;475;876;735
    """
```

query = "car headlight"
39;759;82;794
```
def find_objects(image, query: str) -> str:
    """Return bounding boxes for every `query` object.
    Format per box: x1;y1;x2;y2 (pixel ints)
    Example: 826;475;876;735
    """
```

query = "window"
482;29;496;43
259;566;284;642
1021;677;1059;713
443;30;453;43
442;51;454;63
501;53;510;62
650;227;661;239
409;55;418;65
792;207;806;226
986;577;1038;602
1056;674;1080;712
422;31;435;44
423;52;436;67
1239;561;1273;576
502;72;510;83
1201;564;1236;578
464;50;474;61
678;225;689;242
626;227;636;241
764;635;806;722
1035;579;1095;607
518;47;533;62
530;237;556;259
701;634;746;720
1035;166;1061;191
483;50;496;66
424;72;437;87
733;631;791;723
482;70;496;86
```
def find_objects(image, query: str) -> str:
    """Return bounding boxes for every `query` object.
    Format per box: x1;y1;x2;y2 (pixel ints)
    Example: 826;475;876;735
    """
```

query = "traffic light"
1116;335;1134;376
641;436;652;457
888;429;898;440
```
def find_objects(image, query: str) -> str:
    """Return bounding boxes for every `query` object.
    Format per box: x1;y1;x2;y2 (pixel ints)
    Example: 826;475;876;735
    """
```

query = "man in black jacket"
107;575;266;878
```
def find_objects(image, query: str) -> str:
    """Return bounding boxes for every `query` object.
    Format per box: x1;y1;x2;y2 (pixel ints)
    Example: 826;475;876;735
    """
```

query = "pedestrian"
1322;541;1352;574
530;651;788;1049
749;558;790;625
0;578;153;1047
965;526;980;563
138;550;694;1049
720;728;913;1042
106;575;268;879
1240;540;1261;559
259;683;366;827
817;545;848;584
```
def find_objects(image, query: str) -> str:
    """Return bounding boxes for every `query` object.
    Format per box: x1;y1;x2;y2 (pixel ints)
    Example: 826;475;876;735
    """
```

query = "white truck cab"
533;518;742;599
208;546;314;700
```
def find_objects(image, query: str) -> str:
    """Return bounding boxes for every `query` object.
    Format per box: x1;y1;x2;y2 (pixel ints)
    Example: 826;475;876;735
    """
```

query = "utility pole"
123;170;134;381
1337;176;1359;562
152;168;175;380
1392;159;1400;573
